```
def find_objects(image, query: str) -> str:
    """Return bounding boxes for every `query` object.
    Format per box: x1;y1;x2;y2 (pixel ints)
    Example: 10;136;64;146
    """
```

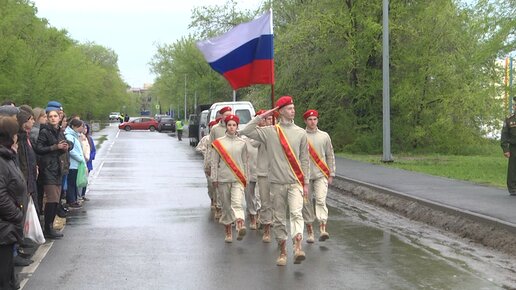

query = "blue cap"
45;101;63;112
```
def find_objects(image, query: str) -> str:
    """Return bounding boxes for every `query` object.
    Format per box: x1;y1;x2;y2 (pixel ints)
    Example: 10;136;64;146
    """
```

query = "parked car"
109;112;121;121
154;114;169;122
118;117;159;131
157;117;175;133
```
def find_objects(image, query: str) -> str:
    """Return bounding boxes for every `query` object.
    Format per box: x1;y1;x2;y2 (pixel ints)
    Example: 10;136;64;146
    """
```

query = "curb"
333;175;516;235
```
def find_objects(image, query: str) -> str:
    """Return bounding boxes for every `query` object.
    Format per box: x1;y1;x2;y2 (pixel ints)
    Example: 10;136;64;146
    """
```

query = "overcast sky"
32;0;262;88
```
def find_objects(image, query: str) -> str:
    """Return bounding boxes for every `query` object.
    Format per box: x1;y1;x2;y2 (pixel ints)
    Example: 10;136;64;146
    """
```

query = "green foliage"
0;0;131;120
151;0;515;154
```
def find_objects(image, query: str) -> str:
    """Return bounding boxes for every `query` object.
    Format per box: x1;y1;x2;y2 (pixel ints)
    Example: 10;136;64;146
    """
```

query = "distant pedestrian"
17;108;38;214
30;107;47;147
211;114;248;243
0;115;25;290
124;114;130;122
64;119;86;208
175;119;184;141
80;123;96;201
501;97;516;196
31;107;47;213
34;108;69;239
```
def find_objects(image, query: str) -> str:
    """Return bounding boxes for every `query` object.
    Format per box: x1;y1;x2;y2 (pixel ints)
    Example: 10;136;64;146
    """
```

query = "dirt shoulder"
331;177;516;257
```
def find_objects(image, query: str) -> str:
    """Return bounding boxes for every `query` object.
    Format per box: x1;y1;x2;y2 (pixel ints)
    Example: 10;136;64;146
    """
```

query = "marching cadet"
196;119;220;208
208;107;233;220
302;109;336;242
254;109;274;242
240;96;309;266
501;97;516;196
243;135;260;230
211;115;248;242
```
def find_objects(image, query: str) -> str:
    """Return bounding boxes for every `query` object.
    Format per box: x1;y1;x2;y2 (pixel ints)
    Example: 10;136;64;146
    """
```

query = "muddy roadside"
329;177;516;288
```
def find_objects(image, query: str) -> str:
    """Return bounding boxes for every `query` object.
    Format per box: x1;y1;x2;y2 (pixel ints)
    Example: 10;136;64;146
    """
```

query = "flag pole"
232;90;236;102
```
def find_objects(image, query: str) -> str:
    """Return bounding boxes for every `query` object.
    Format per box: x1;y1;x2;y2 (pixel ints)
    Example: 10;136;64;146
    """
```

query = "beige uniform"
211;134;248;225
256;141;272;225
244;137;260;216
195;135;214;200
208;121;227;209
302;128;336;224
240;116;309;242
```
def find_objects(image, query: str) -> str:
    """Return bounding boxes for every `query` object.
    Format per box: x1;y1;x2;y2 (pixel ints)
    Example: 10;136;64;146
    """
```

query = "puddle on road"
327;192;514;289
329;218;497;289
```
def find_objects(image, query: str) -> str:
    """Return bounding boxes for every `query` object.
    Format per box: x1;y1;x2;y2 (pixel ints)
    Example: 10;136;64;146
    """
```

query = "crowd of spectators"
0;100;96;289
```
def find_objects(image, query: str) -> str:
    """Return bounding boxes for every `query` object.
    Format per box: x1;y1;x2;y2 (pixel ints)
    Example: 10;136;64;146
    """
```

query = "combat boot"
276;240;287;266
236;219;246;241
249;214;257;230
293;234;306;264
224;224;232;243
319;223;330;241
306;224;315;243
262;224;271;243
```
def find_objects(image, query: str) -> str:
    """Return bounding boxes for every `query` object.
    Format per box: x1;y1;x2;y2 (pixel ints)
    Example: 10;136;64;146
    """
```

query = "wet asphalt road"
22;125;505;290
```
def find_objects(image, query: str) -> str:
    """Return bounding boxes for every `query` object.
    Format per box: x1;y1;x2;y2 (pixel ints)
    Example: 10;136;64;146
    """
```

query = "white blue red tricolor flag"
196;10;274;90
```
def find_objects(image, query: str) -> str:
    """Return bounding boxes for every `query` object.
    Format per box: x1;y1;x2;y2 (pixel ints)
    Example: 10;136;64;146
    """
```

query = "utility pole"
194;91;197;111
184;74;187;122
382;0;393;162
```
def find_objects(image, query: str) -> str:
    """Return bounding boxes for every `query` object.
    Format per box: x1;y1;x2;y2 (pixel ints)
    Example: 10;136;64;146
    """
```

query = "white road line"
19;241;54;289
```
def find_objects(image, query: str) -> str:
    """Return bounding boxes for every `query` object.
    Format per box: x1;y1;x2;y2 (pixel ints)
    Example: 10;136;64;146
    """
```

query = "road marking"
19;241;54;289
19;126;114;289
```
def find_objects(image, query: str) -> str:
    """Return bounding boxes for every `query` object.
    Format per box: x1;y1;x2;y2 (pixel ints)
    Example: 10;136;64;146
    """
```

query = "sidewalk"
334;157;516;233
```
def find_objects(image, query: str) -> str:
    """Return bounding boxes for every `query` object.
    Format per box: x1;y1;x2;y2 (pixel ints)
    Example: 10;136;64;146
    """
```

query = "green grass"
337;149;508;188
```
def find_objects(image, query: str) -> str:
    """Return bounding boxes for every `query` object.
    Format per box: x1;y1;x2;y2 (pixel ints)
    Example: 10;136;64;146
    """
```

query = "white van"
208;101;255;131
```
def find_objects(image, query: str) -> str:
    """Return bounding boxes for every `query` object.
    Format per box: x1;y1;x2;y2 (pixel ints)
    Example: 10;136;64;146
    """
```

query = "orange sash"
212;139;247;187
276;125;304;185
308;141;330;179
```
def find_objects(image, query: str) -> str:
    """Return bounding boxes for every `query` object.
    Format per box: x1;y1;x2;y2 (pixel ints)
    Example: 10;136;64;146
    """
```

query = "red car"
118;117;159;131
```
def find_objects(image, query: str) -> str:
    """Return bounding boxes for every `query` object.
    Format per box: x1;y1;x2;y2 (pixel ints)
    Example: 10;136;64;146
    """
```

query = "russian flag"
196;10;274;90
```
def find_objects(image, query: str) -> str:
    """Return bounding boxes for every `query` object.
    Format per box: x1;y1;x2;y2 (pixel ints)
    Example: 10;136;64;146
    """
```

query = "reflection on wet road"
23;127;506;289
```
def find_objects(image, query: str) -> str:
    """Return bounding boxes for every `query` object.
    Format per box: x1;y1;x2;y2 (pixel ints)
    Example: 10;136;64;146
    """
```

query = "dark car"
158;117;176;133
118;117;159;131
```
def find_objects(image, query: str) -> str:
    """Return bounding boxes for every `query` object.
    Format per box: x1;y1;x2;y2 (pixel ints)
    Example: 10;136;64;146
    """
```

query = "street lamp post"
382;0;393;162
184;74;187;122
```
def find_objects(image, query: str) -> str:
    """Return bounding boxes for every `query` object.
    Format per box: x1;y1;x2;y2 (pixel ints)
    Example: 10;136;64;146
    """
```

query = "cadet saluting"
302;110;336;242
240;96;309;266
501;97;516;196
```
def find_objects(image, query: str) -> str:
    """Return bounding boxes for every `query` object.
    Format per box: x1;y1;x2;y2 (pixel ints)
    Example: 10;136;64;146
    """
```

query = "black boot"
44;203;63;239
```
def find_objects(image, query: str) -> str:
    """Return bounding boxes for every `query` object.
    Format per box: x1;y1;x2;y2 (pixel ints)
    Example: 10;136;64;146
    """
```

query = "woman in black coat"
34;109;70;239
0;116;26;290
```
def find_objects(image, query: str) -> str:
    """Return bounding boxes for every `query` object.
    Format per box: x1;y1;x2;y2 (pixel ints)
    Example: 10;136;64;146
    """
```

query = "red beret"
255;109;266;116
273;111;280;119
215;117;222;123
224;114;240;125
219;106;232;115
303;109;319;119
208;120;218;128
275;96;293;109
